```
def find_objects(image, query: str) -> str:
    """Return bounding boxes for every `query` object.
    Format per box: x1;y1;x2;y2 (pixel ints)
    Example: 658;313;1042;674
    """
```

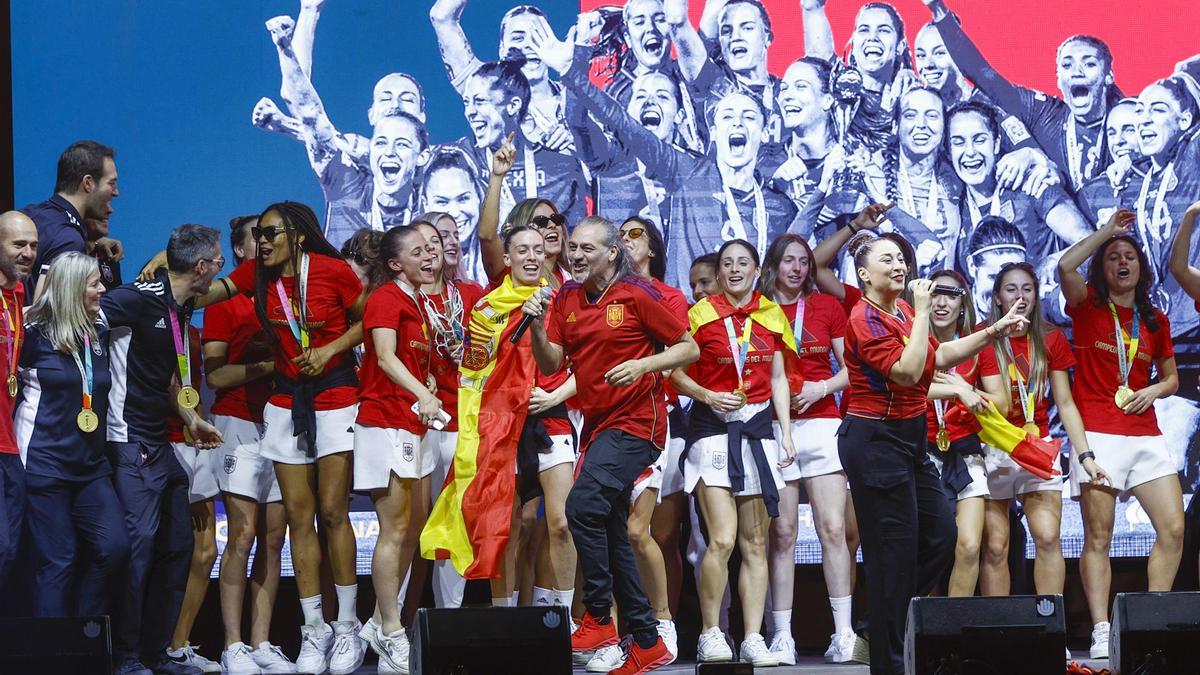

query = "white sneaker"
328;620;368;675
769;632;797;666
296;623;333;675
373;629;411;675
166;644;221;673
825;629;858;663
739;633;779;667
585;644;625;672
572;650;594;666
1090;621;1110;659
657;619;678;664
220;643;262;675
251;642;297;673
697;626;733;662
359;617;380;649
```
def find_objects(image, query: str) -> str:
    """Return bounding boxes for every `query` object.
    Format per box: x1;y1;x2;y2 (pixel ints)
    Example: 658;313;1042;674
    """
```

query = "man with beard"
524;217;698;674
569;69;693;230
23;140;120;300
0;212;36;601
923;0;1123;194
453;59;588;231
265;15;429;249
1076;98;1148;226
541;27;798;290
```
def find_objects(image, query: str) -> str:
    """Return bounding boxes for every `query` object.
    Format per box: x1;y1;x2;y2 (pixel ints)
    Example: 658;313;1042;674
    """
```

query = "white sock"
335;584;358;623
491;596;513;607
511;590;520;605
300;595;324;628
830;595;853;636
551;588;575;607
772;609;792;639
532;586;554;606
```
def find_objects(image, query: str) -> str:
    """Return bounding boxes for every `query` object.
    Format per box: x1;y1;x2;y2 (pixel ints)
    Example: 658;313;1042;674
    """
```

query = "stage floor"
335;651;1110;673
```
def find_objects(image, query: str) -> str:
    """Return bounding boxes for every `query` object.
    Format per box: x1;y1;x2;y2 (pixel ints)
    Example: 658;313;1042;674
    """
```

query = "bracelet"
219;277;232;298
820;379;829;398
985;324;997;339
847;222;859;234
1077;451;1096;463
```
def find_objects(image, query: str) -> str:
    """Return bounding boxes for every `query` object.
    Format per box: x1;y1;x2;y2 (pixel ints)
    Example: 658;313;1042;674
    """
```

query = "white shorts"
422;429;456;481
172;441;219;504
353;425;425;490
660;436;686;497
631;447;666;507
983;441;1062;500
1070;431;1177;497
929;452;989;501
538;434;576;474
260;403;357;464
775;417;843;482
684;434;785;497
213;415;281;503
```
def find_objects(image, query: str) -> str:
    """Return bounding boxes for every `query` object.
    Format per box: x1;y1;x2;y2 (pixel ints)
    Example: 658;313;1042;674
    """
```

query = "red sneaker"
609;637;672;675
572;612;619;652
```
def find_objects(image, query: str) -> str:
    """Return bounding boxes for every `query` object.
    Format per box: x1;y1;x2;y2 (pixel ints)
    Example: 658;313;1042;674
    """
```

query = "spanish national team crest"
223;454;237;474
606;304;625;328
403;442;415;462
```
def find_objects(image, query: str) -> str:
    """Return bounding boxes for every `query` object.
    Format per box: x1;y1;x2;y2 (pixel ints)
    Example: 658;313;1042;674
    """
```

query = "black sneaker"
146;652;204;675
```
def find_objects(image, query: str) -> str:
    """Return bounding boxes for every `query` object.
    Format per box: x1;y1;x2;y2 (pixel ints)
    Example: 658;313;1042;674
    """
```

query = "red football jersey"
227;254;363;411
977;327;1074;438
424;279;484;432
357;281;432;432
844;298;938;421
546;276;687;448
780;292;846;420
1067;288;1173;436
688;293;785;405
202;293;272;424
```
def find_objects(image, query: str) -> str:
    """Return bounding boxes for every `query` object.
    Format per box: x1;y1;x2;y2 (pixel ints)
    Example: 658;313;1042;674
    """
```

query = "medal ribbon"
72;332;94;412
792;296;806;353
966;188;1002;226
721;181;768;259
274;253;310;349
723;314;754;392
1109;302;1140;387
168;306;192;390
1002;337;1036;427
0;290;19;387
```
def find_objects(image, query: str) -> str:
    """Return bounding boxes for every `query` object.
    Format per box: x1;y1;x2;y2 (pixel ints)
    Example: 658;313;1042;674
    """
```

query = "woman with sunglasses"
672;239;797;666
340;228;388;293
160;201;369;673
351;225;440;672
479;134;571;288
1058;209;1184;660
758;233;857;664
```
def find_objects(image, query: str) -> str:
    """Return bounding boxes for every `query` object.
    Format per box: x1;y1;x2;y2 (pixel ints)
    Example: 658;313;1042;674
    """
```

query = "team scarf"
688;291;803;381
420;274;543;579
943;403;1061;480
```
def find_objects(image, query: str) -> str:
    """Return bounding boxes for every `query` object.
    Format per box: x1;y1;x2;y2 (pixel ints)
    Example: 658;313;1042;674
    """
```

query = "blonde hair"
26;252;100;354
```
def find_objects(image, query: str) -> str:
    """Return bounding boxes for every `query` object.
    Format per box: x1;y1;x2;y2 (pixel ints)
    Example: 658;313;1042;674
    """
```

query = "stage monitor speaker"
1110;591;1200;674
0;615;112;674
905;595;1065;675
411;605;571;674
695;663;754;674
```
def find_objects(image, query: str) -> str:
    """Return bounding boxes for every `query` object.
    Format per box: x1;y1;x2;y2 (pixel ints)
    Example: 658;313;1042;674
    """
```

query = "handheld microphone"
510;286;554;344
932;284;966;297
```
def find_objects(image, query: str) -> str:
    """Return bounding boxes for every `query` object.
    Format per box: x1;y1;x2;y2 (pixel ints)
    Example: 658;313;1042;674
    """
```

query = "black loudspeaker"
411;606;571;674
1110;591;1200;674
695;663;754;674
904;595;1066;674
0;615;112;674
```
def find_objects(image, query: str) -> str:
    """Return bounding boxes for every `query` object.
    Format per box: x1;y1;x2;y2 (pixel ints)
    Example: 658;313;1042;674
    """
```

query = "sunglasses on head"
251;226;286;242
620;227;646;240
529;214;567;230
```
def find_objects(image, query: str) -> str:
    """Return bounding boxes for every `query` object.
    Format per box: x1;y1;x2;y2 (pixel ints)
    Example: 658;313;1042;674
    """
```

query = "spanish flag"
944;403;1062;480
420;275;540;578
688;292;802;368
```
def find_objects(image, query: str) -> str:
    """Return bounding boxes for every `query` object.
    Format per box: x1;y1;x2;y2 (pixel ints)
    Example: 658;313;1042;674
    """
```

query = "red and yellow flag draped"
420;275;541;579
944;403;1062;480
688;291;802;369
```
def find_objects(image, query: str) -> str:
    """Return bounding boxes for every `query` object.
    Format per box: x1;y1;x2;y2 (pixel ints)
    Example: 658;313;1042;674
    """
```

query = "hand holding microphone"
512;285;554;343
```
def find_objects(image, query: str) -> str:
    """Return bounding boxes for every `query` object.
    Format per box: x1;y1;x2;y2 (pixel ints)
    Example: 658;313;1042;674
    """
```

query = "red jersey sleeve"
329;256;364;307
202;301;237;344
636;285;687;346
976;341;1000;378
1152;312;1174;358
226;258;256;295
840;283;862;316
363;285;403;333
546;293;567;346
1046;329;1076;371
828;298;848;339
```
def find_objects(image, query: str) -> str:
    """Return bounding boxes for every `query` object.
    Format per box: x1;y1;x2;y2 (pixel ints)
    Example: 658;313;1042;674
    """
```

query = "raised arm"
479;133;516;282
266;16;340;176
664;0;709;81
1044;198;1095;247
1168;202;1200;301
800;0;835;61
430;0;484;94
935;302;1028;368
294;0;324;79
1057;208;1135;307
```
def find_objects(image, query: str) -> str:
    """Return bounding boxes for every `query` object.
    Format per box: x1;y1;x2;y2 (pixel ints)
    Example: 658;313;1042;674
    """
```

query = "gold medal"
177;385;200;410
1023;422;1040;437
1114;385;1134;410
5;375;15;398
76;408;99;433
733;388;748;408
935;427;950;453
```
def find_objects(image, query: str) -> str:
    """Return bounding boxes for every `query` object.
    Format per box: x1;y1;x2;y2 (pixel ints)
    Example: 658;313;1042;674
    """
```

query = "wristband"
219;277;232;298
847;222;859;234
1077;451;1096;463
820;380;829;398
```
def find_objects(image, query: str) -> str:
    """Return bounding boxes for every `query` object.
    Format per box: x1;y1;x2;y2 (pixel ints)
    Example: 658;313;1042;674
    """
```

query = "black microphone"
510;286;554;343
932;284;966;297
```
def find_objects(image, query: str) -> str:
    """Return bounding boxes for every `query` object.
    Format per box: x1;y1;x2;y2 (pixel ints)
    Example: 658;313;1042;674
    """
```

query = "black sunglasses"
251;226;287;242
529;214;567;230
